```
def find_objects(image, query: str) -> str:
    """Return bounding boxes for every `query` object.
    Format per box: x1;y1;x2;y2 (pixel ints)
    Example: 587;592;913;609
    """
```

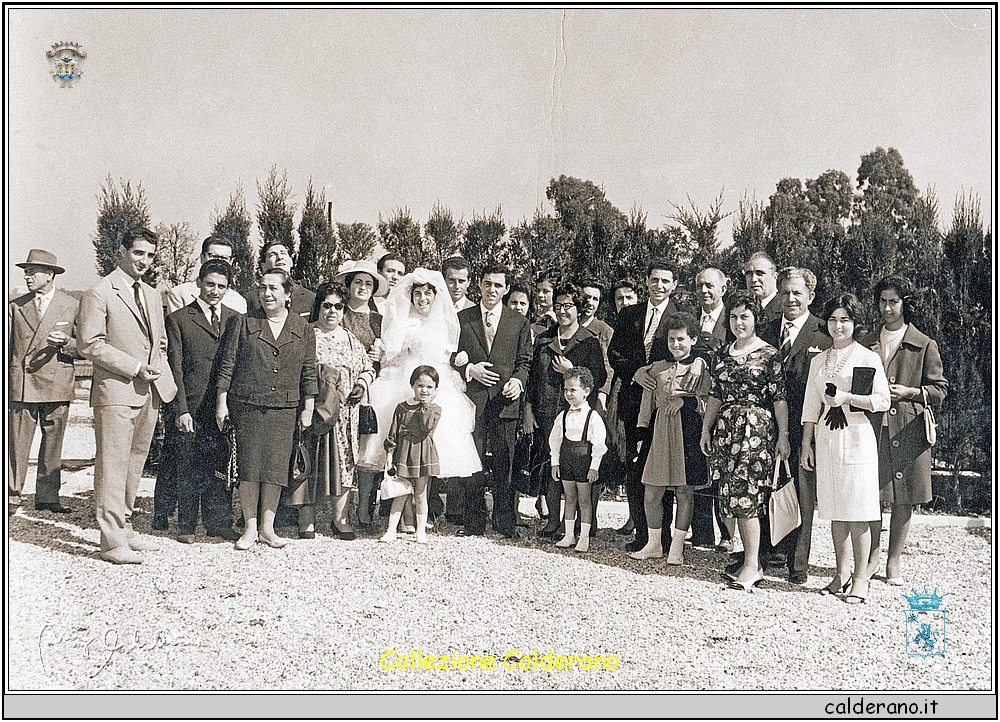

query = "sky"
6;7;994;291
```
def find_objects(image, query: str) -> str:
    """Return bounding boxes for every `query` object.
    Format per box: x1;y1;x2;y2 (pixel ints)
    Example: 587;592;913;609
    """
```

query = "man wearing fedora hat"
9;249;81;514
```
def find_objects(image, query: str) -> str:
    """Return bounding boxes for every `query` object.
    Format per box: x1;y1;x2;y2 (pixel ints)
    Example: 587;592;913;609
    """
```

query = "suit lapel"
26;291;66;354
787;316;814;359
246;314;277;350
273;315;303;348
187;303;217;339
112;273;149;335
469;306;489;357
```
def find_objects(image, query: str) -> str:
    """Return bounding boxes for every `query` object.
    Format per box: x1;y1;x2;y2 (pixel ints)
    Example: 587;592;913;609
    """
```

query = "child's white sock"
667;526;686;565
628;527;663;559
575;523;591;552
556;517;576;548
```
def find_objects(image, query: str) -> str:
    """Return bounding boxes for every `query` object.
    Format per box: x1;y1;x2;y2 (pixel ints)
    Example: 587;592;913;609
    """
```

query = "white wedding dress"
358;269;482;477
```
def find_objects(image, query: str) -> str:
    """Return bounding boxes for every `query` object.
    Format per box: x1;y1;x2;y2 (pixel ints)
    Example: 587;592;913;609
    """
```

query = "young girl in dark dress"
380;365;442;545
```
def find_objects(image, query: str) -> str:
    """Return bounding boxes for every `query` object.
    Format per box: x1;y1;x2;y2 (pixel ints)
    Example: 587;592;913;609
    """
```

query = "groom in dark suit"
607;260;679;553
758;266;830;583
453;265;531;538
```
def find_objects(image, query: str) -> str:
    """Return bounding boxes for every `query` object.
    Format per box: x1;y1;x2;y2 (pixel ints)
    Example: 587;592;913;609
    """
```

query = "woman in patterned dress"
291;282;375;539
700;290;790;590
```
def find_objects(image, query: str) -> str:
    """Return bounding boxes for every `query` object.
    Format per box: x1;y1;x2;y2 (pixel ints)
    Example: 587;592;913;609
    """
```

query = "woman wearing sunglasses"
288;282;375;539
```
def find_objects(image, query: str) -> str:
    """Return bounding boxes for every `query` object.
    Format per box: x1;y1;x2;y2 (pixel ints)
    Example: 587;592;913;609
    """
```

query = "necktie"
133;281;151;339
780;319;793;360
211;305;220;335
484;309;496;352
643;306;660;361
700;312;712;332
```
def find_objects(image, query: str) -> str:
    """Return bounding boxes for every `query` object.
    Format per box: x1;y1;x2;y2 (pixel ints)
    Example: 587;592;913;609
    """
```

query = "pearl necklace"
823;342;856;378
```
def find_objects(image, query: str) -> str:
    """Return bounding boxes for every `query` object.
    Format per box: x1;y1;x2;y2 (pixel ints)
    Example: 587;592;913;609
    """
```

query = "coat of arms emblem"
902;587;948;658
46;41;86;88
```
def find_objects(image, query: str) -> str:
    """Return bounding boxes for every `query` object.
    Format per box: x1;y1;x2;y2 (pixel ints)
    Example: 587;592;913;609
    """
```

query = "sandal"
820;579;852;596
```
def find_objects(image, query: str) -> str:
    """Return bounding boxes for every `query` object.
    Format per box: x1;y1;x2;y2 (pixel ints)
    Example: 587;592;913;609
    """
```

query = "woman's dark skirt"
231;402;296;487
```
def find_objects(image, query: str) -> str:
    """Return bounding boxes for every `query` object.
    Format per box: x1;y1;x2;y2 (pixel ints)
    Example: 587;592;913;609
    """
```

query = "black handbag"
357;404;378;436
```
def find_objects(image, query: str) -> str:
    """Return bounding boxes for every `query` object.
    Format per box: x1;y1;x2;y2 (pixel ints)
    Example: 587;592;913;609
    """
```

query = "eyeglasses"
321;301;345;311
553;303;577;311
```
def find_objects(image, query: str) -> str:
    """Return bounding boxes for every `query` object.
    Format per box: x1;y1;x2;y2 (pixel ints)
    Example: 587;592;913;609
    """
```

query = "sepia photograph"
4;5;994;717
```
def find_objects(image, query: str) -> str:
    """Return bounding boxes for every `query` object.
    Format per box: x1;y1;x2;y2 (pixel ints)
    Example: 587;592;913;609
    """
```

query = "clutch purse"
922;387;937;445
769;458;800;545
848;367;875;412
357;404;378;436
213;419;240;491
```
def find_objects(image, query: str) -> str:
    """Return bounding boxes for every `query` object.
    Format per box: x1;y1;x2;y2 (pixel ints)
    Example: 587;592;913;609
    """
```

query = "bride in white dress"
359;268;482;478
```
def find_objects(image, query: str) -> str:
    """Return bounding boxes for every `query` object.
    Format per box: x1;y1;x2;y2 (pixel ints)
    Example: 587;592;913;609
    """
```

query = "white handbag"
769;458;801;545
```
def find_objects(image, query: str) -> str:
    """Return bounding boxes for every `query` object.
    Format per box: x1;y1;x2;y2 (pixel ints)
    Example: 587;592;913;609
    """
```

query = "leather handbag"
291;436;312;484
357;404;378;436
769;458;801;545
922;387;937;446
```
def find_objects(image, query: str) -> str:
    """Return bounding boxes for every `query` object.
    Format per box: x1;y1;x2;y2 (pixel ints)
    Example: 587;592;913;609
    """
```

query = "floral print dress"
708;342;786;518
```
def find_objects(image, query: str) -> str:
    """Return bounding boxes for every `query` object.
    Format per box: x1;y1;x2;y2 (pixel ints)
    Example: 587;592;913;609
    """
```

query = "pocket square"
807;346;823;353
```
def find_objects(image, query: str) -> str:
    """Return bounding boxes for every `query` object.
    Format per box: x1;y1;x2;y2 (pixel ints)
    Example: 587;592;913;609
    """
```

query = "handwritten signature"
38;624;202;678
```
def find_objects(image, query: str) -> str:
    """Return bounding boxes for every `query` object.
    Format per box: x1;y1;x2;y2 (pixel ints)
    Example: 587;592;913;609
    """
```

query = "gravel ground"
7;474;993;691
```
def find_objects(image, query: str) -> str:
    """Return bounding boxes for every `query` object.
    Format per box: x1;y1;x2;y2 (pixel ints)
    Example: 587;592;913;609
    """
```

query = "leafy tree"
378;207;424;271
668;191;730;286
461;207;527;293
843;147;921;302
211;188;255;295
423;201;463;270
510;209;567;284
545;175;627;285
92;174;154;282
803;170;852;300
936;193;991;508
336;222;377;262
729;193;769;276
294;180;338;288
153;221;198;287
256;165;296;256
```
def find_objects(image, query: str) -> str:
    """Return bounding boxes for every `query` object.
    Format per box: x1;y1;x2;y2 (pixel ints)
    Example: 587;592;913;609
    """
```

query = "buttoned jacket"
862;324;947;478
216;310;318;408
78;268;177;407
165;301;239;420
8;288;80;403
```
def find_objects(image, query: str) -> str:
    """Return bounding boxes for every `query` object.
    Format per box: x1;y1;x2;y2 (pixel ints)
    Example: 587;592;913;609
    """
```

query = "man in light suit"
453;265;531;538
79;228;178;564
9;249;80;513
758;266;831;583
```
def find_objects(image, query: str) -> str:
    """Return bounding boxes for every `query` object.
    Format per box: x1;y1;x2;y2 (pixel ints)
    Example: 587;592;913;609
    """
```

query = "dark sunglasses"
321;301;345;311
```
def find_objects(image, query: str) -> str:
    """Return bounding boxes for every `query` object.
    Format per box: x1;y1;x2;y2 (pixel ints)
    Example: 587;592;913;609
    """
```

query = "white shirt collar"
760;291;777;309
195;296;220;323
648;298;670;315
567;402;589;413
34;285;56;303
701;304;723;323
781;312;809;331
479;302;501;321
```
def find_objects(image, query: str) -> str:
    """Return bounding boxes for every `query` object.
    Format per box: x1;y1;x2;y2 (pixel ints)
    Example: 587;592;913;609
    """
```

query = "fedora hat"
16;249;65;274
333;259;387;297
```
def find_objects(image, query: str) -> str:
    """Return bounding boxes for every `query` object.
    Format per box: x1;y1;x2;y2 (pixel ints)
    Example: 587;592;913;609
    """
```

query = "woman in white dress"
801;293;890;604
359;268;482;481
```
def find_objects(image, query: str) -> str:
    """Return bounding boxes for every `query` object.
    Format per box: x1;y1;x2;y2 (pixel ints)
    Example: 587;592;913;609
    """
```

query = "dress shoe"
177;533;197;544
723;560;742;579
151;517;169;532
788;571;808;585
206;527;241;542
101;547;143;564
727;572;764;592
456;528;483;537
258;535;290;549
35;501;72;514
298;530;316;539
128;536;161;552
615;520;635;535
332;526;357;541
624;539;647;553
540;522;561;538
